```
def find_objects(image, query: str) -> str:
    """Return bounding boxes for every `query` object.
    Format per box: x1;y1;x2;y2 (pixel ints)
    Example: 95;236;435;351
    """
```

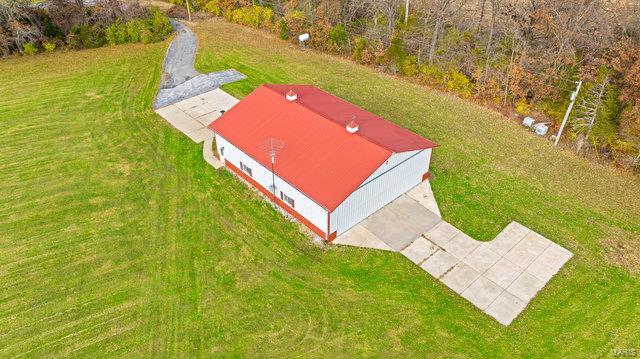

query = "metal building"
209;84;438;241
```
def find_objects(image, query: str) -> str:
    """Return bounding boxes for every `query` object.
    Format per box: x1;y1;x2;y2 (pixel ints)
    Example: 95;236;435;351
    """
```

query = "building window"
280;191;295;208
220;146;225;156
240;161;252;177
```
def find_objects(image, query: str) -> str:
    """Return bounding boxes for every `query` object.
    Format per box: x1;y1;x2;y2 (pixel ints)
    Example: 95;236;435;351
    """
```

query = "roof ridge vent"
346;120;359;134
286;89;297;101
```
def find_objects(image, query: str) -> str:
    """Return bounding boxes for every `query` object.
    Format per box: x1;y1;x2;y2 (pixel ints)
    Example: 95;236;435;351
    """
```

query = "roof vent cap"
286;89;297;101
346;120;359;133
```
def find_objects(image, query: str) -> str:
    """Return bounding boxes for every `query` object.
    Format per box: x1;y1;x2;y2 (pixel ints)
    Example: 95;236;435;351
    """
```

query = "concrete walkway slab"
424;221;461;247
484;257;524;289
401;237;438;264
442;263;481;293
330;179;572;326
462;244;501;273
420;250;459;278
361;195;442;251
485;290;527;326
461;276;503;310
442;232;480;260
155;89;239;144
406;180;441;217
506;271;545;303
332;225;393;251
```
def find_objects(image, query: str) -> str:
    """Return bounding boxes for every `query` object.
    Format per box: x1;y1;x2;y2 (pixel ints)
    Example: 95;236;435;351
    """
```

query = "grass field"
1;18;639;357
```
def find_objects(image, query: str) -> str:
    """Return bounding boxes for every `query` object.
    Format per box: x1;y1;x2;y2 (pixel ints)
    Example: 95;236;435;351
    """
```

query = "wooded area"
175;0;640;172
0;0;172;55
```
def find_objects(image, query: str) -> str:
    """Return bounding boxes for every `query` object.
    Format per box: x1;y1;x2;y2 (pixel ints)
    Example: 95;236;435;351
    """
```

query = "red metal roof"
265;84;438;152
210;85;437;211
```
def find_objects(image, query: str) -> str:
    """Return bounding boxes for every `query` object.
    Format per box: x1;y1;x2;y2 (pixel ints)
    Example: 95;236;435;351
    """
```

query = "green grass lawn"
1;18;639;357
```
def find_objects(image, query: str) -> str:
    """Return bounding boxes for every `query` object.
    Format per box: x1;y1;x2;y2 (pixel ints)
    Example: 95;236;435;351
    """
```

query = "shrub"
126;19;146;43
516;98;532;115
419;64;446;83
227;6;273;29
386;35;406;69
278;18;289;40
106;21;128;45
446;70;473;97
71;24;106;48
147;7;173;40
352;37;366;62
22;42;38;55
42;15;64;39
201;0;235;16
285;10;306;37
328;23;348;52
43;41;56;52
309;21;331;50
400;55;418;76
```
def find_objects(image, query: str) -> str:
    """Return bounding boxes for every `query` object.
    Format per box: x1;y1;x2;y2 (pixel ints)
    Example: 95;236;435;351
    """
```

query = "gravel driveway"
160;20;200;89
154;20;245;109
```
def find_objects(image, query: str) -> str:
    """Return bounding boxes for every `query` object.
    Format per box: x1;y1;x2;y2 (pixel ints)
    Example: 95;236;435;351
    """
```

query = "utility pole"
405;0;409;23
185;0;192;22
554;80;582;146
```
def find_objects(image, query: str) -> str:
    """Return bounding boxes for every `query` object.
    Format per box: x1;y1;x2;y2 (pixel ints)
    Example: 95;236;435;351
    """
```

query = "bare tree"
427;0;451;66
572;76;609;153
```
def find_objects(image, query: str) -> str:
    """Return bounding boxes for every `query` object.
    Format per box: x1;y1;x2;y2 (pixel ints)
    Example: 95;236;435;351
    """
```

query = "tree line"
173;0;640;172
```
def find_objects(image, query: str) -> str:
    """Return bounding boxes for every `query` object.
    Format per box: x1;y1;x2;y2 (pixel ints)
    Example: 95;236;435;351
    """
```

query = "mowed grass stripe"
0;43;165;356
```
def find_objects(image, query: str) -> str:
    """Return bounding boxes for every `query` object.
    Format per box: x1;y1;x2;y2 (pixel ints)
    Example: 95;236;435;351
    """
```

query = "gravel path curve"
154;20;245;109
160;20;200;89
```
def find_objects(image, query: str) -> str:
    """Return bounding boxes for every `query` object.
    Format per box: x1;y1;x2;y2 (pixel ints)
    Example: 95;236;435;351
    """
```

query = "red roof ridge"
262;84;438;153
262;85;393;154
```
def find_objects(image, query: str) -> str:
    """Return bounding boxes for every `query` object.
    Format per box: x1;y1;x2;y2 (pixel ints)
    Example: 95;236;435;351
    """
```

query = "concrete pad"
441;263;481;293
405;180;441;217
463;244;501;273
333;225;393;251
484;290;527;326
187;126;215;143
504;232;551;268
401;237;438;264
174;95;207;111
362;195;441;251
461;276;504;310
333;225;373;247
423;221;461;247
155;90;239;144
484;258;523;289
184;102;219;118
201;88;240;108
442;232;480;260
507;271;545;303
360;236;395;251
195;111;222;126
420;250;459;278
484;222;530;256
526;243;572;282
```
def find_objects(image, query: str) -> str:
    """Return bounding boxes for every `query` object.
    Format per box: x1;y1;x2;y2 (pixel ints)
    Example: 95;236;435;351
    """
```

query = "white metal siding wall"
330;149;431;235
361;150;420;183
216;134;329;233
